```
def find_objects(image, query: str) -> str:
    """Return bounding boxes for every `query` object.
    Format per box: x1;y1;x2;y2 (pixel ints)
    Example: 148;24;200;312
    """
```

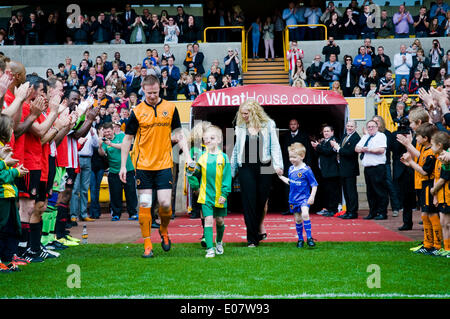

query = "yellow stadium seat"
177;94;186;100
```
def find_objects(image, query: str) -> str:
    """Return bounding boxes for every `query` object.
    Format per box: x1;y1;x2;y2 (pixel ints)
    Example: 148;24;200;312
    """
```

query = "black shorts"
46;155;56;196
65;168;77;190
420;181;436;213
437;203;450;214
17;170;41;200
135;168;173;190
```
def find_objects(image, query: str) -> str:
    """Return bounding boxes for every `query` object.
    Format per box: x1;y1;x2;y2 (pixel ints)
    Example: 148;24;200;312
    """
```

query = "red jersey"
56;135;69;168
23;103;45;171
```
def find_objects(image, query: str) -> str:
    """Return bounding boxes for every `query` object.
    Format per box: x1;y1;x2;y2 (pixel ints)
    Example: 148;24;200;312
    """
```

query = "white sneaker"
392;210;399;217
216;242;224;255
205;248;215;258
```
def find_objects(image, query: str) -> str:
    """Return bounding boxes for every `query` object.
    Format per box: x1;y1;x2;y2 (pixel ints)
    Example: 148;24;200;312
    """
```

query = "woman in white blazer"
231;99;283;247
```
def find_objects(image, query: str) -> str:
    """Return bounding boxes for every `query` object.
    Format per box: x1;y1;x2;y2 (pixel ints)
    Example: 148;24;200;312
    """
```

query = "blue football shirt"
288;164;318;204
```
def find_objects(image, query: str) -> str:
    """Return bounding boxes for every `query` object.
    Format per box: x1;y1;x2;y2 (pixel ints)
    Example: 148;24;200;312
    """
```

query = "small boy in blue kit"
279;143;318;248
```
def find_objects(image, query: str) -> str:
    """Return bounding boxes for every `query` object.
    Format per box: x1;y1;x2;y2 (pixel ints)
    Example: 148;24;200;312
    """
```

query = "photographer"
322;36;340;62
429;39;444;81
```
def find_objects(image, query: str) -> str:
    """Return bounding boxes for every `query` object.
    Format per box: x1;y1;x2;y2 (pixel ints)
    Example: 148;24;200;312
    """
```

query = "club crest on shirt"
136;179;141;186
162;110;169;118
297;172;302;178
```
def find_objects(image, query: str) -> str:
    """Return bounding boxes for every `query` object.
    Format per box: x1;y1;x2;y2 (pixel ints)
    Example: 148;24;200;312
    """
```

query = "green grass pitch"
1;241;449;299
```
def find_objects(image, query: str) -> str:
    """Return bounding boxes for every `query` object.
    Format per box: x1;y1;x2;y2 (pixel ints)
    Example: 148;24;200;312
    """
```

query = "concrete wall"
1;37;448;78
0;42;243;78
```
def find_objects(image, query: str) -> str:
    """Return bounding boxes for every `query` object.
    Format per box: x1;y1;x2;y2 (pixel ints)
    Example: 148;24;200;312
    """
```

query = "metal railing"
203;26;247;72
283;24;328;72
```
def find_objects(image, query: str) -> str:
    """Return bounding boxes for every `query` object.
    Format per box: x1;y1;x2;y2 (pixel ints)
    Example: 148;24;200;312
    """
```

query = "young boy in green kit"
186;125;231;258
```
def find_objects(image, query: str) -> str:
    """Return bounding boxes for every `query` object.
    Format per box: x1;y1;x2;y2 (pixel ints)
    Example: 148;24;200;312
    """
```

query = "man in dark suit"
120;3;137;43
311;125;340;217
280;119;313;214
330;120;361;219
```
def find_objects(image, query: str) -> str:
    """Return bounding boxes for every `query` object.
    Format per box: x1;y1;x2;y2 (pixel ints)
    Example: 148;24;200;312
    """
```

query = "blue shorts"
289;200;309;214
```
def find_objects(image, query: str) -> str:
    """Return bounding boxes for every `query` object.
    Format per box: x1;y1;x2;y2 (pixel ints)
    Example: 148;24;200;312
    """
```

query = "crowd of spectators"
2;4;202;46
287;37;449;100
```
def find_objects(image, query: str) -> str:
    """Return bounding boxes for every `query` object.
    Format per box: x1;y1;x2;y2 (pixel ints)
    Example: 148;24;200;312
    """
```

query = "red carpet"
134;213;412;244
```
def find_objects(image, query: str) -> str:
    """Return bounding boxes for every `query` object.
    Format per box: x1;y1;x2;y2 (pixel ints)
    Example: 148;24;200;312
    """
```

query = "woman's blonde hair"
235;99;271;129
292;78;306;88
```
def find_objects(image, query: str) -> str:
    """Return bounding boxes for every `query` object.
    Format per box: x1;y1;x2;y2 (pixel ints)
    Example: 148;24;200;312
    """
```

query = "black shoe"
398;224;412;231
296;240;304;248
343;214;358;219
258;233;267;241
323;211;336;217
159;230;171;252
65;222;73;229
281;211;291;216
364;214;376;220
306;237;316;247
189;213;200;219
201;237;207;248
338;213;350;219
142;249;154;258
374;215;387;220
151;221;161;229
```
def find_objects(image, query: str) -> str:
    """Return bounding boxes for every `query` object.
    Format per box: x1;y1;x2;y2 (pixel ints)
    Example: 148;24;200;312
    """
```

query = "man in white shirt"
355;120;389;220
393;44;413;90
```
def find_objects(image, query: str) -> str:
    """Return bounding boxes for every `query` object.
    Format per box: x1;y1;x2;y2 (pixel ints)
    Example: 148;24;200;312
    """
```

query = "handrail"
245;28;250;72
283;24;328;72
203;26;247;73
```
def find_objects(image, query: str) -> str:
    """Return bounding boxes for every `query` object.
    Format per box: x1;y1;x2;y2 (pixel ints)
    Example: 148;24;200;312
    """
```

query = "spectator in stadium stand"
111;52;126;73
64;57;76;74
110;32;126;44
359;4;376;39
7;13;26;45
341;7;359;40
224;48;240;84
393;4;414;38
412;48;430;75
320;1;341;24
67;70;80;90
120;3;137;43
81;51;93;68
376;10;394;39
353;46;372;74
413;6;430;38
373;46;392;78
430;0;449;25
324;12;342;40
347;0;361;16
164;17;181;44
189;43;205;75
286;40;304;80
55;63;68;81
94;56;106;77
322;36;340;62
72;15;90;45
193;73;207;97
442;12;450;36
291;59;307;85
428;17;442;37
283;1;300;41
304;4;322;41
105;61;127;83
442;50;450;75
320;53;341;87
148;13;164;44
162;56;181;83
84;67;104;87
42;12;58;45
230;5;245;42
429;39;444;81
393;44;413;89
174;6;188;42
378;70;395;95
306;54;324;87
159;68;177;101
46;68;55;79
24;12;40;45
130;67;147;96
108;7;123;36
183;15;200;44
340;55;358;97
129;16;147;44
94;86;113;108
91;12;111;44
